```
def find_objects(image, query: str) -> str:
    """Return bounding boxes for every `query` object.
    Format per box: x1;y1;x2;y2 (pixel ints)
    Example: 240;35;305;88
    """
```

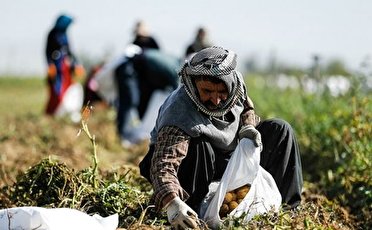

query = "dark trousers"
140;118;303;211
257;118;303;208
115;61;140;141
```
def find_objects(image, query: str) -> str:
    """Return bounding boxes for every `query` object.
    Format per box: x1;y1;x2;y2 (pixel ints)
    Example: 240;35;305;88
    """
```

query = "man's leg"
138;137;227;212
256;118;303;208
177;136;230;212
115;62;140;142
137;83;153;119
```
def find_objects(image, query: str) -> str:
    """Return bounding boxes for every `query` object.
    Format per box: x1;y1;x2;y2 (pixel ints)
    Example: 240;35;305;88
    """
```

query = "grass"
0;77;46;116
0;75;370;229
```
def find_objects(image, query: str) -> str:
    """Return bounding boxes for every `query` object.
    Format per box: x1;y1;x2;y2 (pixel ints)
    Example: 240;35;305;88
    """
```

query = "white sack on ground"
0;207;118;230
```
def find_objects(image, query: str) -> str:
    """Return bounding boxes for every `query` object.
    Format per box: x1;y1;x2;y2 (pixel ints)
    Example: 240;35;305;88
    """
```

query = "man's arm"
149;126;201;228
241;95;260;127
239;94;262;150
150;126;191;211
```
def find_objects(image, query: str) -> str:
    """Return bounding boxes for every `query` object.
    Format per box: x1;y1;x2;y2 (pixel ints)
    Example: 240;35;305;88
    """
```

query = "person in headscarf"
45;14;85;115
139;46;303;229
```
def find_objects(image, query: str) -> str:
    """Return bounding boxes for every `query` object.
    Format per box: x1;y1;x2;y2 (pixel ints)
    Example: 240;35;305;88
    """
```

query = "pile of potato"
219;184;250;218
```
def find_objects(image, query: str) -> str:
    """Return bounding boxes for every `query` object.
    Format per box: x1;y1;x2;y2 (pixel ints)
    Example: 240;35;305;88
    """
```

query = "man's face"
195;79;228;110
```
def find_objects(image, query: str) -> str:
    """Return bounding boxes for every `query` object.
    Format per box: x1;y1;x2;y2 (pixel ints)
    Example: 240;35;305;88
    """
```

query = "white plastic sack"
95;45;142;105
128;89;170;142
94;56;126;105
55;83;84;123
201;139;282;229
0;207;118;230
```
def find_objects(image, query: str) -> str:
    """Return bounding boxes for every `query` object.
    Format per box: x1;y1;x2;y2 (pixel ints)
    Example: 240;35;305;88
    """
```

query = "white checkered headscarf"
179;46;244;117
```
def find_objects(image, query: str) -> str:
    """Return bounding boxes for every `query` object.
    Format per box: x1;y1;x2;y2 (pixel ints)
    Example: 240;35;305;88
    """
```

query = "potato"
231;192;237;201
235;184;250;199
220;203;229;213
223;192;233;204
236;189;248;199
235;184;250;192
219;211;227;218
241;184;250;192
220;185;251;218
219;203;229;218
228;201;239;210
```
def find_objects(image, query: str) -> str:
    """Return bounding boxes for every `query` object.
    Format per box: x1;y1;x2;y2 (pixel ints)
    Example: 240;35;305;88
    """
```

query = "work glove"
166;197;200;229
47;63;57;78
73;64;86;78
239;125;263;152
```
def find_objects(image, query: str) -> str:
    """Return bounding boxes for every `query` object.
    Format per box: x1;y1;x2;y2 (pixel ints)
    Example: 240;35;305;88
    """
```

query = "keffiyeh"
179;46;244;117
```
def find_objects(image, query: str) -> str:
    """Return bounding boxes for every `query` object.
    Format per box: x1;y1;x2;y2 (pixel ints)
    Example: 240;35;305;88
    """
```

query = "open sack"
0;207;118;230
200;139;282;229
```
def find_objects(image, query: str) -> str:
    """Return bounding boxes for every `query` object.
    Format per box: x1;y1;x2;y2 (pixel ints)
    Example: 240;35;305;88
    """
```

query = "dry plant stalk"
77;102;99;188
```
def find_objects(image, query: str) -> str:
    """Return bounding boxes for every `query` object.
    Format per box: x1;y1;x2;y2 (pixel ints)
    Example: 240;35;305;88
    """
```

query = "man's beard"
203;100;226;111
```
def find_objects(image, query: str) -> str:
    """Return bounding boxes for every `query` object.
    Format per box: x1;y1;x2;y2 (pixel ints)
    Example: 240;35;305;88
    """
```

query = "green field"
0;75;370;229
0;77;46;116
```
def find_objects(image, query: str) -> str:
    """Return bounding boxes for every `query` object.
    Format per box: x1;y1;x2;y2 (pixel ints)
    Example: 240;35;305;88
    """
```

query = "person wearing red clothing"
45;14;84;116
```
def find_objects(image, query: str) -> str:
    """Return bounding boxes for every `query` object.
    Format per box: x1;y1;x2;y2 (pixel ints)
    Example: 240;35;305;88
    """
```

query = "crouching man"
140;46;303;229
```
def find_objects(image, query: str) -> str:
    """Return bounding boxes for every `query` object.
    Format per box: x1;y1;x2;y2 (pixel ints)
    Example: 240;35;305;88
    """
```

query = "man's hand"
239;125;262;151
166;197;200;229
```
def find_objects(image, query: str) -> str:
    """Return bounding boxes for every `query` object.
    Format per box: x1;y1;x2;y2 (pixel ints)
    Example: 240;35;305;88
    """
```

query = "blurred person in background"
45;14;85;121
83;62;105;106
94;45;180;148
185;26;213;57
132;20;160;50
115;46;180;147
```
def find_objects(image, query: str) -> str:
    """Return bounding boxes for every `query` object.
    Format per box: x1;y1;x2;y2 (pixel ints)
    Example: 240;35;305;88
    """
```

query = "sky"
1;0;372;76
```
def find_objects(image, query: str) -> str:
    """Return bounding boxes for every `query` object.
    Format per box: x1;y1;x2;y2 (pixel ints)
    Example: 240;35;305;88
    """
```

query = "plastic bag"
95;45;142;105
55;83;84;123
201;139;282;229
128;89;171;142
0;207;118;230
94;56;126;105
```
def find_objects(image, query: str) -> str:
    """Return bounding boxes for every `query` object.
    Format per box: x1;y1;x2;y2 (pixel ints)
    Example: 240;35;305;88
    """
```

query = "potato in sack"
219;184;251;218
202;139;281;230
